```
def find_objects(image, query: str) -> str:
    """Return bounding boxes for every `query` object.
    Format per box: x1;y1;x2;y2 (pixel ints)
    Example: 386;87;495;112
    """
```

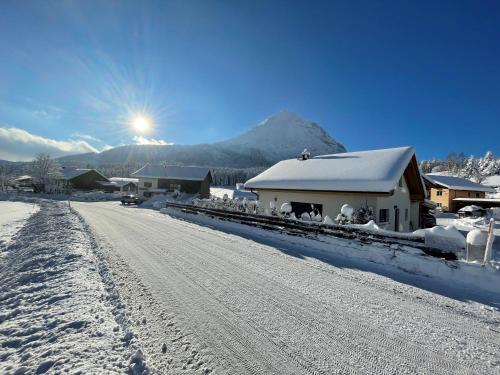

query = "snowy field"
0;201;147;374
0;201;38;251
72;201;500;374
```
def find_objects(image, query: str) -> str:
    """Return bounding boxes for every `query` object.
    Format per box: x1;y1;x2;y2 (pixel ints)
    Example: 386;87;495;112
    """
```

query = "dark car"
121;194;142;205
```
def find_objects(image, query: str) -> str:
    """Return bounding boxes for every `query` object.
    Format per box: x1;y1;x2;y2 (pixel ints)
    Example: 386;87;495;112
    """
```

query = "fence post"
483;218;495;266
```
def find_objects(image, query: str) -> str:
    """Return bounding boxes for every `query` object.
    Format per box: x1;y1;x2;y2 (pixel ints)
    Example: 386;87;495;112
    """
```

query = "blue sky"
1;0;499;161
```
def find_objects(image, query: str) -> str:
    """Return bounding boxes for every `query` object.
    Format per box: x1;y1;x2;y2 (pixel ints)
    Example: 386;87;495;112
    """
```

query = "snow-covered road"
74;201;500;375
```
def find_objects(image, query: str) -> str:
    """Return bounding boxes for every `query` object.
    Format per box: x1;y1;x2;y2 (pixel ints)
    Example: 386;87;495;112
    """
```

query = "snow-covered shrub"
280;202;292;214
337;204;354;224
301;212;311;221
311;213;322;222
289;212;297;220
341;204;354;219
323;215;334;225
352;205;376;224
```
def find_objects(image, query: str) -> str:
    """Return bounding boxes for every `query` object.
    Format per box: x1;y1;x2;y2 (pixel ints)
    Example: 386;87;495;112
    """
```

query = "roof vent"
301;148;311;161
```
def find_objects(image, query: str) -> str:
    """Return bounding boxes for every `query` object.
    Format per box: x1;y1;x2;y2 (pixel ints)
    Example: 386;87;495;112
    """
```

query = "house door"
394;207;400;232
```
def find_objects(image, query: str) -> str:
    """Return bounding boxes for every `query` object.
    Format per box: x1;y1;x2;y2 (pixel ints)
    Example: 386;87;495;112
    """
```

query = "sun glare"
132;115;152;133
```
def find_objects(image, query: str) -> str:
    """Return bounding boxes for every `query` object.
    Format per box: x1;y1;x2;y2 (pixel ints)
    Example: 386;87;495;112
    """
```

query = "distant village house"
132;164;212;198
47;168;109;194
245;147;427;232
423;174;496;212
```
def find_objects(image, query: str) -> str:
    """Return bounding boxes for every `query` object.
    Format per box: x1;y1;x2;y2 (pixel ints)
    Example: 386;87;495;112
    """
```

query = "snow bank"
414;225;466;254
0;201;149;374
140;192;197;210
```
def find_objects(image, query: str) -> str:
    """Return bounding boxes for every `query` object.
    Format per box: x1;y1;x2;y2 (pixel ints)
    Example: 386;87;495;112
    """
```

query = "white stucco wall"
257;190;378;221
375;177;411;232
255;176;419;232
137;177;158;198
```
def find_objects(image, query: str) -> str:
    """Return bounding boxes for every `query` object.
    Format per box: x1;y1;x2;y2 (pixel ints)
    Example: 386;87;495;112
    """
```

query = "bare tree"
30;154;61;192
0;164;14;192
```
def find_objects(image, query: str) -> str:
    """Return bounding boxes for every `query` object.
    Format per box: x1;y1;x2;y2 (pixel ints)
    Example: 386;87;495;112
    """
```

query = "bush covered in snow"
193;196;264;215
352;205;376;224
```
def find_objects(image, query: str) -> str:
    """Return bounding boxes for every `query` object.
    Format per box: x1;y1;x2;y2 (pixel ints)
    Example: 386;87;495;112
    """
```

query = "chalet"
245;146;426;232
423;174;495;212
131;164;212;199
47;168;109;194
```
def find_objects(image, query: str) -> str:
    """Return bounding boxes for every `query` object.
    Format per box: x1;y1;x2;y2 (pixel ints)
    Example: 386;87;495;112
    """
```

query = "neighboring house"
47;168;109;194
98;177;139;194
11;175;35;191
245;146;426;232
131;164;212;198
423;174;495;212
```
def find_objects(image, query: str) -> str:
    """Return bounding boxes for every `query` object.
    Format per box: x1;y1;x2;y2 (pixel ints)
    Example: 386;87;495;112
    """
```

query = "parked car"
121;194;142;205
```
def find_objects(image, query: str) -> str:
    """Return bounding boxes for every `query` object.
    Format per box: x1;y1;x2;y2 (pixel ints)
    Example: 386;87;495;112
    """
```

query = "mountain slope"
57;111;346;168
220;111;346;161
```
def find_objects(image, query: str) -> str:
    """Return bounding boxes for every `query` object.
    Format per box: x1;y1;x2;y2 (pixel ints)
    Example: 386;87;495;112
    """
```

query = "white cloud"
133;136;173;146
72;132;102;142
0;127;99;161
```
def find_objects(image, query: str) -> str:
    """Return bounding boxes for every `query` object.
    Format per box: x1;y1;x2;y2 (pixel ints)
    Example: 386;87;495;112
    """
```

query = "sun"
132;115;152;133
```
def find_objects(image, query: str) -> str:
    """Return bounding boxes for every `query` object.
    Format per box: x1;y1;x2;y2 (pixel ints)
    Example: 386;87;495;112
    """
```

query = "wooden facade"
424;180;486;212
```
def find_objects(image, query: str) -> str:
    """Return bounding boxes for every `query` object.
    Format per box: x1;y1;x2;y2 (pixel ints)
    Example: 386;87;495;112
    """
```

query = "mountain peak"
258;110;308;127
223;111;346;161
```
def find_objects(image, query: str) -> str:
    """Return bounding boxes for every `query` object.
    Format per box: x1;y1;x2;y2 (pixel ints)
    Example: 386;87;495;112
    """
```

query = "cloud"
133;136;173;146
30;105;64;121
72;132;102;142
0;127;99;161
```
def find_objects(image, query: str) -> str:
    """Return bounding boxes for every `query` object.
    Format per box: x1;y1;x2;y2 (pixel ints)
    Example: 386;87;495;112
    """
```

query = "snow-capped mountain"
57;111;346;168
220;110;346;162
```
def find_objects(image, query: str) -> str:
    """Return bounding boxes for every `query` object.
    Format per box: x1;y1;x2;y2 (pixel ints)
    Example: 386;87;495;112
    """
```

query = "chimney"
301;148;311;161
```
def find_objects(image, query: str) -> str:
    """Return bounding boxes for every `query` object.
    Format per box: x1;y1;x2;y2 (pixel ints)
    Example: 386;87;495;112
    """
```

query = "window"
291;202;323;217
437;202;442;208
476;193;480;198
379;209;389;223
143;182;152;188
436;190;443;196
405;208;408;221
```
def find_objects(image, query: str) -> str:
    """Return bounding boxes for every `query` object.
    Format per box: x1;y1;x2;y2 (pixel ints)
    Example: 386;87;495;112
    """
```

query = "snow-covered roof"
50;168;108;181
245;146;417;193
13;175;32;182
453;197;500;203
60;168;91;180
483;175;500;187
109;177;139;187
424;174;494;192
458;205;485;212
131;164;211;181
109;177;139;183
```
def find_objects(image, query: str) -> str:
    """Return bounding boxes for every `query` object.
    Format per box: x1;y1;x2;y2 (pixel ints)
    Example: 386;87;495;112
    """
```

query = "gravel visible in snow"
0;201;148;375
